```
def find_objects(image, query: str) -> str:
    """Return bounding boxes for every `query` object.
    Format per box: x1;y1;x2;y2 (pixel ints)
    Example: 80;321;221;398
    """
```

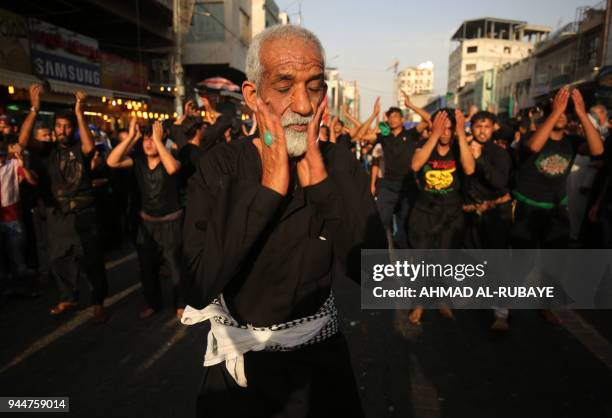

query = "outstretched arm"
572;89;604;156
527;88;569;153
342;107;362;138
402;91;431;132
454;109;475;175
106;118;139;169
355;97;380;142
18;84;42;148
75;91;95;155
412;111;448;172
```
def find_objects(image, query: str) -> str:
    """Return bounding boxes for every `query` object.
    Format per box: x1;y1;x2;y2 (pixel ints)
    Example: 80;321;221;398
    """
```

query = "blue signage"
31;50;101;87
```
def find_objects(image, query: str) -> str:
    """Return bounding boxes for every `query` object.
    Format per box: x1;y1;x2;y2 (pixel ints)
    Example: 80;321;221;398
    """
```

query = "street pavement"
1;245;612;418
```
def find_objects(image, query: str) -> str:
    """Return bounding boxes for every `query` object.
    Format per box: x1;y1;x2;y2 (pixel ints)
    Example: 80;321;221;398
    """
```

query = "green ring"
264;131;274;146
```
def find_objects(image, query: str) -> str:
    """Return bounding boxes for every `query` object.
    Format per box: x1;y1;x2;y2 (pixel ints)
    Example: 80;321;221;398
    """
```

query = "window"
504;46;511;54
466;63;477;71
187;2;225;42
467;46;478;54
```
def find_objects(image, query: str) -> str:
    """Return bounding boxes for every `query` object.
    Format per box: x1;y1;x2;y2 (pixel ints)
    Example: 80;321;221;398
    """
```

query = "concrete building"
183;0;283;87
424;95;448;115
341;80;361;120
448;18;551;102
325;68;360;123
531;3;607;103
457;68;498;112
394;61;433;121
496;57;534;116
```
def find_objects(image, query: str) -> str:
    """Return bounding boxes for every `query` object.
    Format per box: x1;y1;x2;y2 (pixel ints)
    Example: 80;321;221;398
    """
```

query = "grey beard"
284;128;308;157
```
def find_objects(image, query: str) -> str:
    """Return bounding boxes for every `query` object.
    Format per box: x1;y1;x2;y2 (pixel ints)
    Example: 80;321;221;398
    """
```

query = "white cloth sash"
181;295;332;387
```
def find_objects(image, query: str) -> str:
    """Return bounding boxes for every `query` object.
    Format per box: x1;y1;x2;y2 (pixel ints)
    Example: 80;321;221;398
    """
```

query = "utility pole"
173;0;195;116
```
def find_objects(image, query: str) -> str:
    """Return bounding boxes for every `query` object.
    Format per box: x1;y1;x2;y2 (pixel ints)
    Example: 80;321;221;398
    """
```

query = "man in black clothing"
512;87;603;249
333;119;353;150
408;109;475;324
107;119;184;319
464;111;513;249
181;24;386;418
358;92;431;248
463;111;513;330
21;90;109;323
177;116;206;184
171;100;233;152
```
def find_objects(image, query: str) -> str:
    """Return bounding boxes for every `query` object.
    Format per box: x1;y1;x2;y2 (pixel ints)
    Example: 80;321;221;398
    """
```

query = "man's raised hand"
431;111;449;140
373;96;381;117
401;91;412;108
455;109;466;137
253;97;289;196
152;120;164;143
29;84;41;110
571;88;587;118
128;116;138;139
75;91;86;115
552;87;570;116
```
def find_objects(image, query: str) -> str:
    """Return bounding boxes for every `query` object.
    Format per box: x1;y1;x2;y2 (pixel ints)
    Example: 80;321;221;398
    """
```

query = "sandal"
50;302;76;315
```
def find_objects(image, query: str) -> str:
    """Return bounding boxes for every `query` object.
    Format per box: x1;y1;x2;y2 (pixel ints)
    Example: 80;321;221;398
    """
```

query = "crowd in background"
1;82;611;330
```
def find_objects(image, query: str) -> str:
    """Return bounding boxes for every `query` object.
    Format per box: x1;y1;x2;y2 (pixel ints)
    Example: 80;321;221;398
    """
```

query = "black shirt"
133;154;181;217
336;134;353;150
46;141;95;211
27;140;54;207
183;138;387;326
514;135;580;205
178;142;202;183
376;128;420;179
415;140;463;206
464;141;512;203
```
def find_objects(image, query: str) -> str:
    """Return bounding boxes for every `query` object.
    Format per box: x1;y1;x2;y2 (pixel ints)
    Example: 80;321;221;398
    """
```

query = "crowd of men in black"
0;83;610;330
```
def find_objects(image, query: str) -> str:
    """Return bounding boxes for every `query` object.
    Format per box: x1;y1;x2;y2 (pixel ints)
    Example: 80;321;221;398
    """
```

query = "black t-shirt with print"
133;154;181;217
47;141;95;211
376;128;420;179
415;140;463;206
514;135;581;204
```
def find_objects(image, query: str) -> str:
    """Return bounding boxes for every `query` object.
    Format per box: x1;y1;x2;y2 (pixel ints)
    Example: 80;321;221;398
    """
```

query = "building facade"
394;61;433;121
448;18;550;105
183;0;283;87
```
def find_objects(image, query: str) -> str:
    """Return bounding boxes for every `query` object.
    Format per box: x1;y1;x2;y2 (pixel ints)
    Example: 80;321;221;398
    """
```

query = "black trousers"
47;208;108;305
465;202;513;249
408;200;465;249
375;177;416;249
196;333;364;418
136;217;184;310
511;201;569;249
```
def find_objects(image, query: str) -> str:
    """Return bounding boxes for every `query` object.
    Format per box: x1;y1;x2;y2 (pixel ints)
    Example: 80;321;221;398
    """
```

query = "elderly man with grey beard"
181;25;386;417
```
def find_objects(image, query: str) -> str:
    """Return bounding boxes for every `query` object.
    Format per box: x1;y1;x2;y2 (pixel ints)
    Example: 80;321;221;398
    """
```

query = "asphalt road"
1;246;612;418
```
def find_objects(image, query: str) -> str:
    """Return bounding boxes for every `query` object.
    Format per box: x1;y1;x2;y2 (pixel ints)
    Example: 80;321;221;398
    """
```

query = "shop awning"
0;69;42;90
48;79;150;101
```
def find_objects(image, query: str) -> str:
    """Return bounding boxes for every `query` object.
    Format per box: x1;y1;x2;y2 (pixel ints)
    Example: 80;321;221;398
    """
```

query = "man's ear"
242;81;257;113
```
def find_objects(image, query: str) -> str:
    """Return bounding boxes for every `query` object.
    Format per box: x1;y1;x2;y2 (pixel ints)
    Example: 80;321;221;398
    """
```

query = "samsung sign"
29;18;101;87
32;50;100;86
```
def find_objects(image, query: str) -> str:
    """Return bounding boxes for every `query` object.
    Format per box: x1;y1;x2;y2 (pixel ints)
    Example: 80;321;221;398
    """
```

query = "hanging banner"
29;18;101;87
100;51;147;94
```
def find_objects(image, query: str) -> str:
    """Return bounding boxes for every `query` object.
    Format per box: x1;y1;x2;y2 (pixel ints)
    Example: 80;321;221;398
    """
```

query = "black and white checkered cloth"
210;292;339;352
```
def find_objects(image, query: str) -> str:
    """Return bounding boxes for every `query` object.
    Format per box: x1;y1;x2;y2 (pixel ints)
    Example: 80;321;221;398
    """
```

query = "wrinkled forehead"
260;37;324;80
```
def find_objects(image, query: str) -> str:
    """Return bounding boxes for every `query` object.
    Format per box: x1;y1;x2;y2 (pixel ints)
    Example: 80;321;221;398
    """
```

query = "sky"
275;0;599;117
